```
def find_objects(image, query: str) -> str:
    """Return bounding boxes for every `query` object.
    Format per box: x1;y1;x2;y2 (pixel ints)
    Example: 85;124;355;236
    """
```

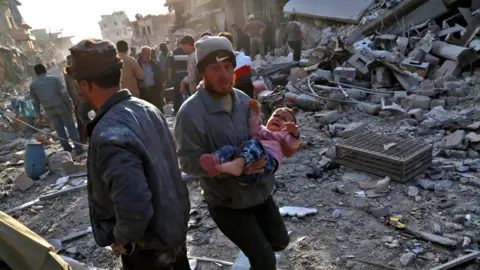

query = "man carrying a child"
175;36;301;270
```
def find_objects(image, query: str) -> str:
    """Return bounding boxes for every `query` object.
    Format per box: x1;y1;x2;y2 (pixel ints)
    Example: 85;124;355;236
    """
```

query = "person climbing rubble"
66;38;191;270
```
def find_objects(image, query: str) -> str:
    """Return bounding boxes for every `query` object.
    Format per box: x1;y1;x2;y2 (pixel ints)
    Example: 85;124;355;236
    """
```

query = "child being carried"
200;99;301;180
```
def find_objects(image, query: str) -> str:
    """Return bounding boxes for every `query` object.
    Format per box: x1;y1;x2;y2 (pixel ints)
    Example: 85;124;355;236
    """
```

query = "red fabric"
234;65;251;78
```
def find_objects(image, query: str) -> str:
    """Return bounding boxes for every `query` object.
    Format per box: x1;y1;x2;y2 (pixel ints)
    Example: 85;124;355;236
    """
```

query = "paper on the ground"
279;206;318;217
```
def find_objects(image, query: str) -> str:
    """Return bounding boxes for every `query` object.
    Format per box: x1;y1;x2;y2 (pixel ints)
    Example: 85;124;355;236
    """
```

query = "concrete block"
407;109;424;121
357;102;381;115
314;111;341;124
430;99;446;108
445;130;467;150
14;172;34;191
403;94;431;110
341;122;365;138
446;96;459;107
432;60;462;79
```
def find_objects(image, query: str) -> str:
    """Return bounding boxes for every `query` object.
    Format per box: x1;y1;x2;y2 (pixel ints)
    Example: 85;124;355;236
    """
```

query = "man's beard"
203;78;233;97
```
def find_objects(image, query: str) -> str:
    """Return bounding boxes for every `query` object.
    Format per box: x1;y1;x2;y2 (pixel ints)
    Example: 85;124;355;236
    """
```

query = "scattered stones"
400;252;415;266
375;177;390;193
406;186;419;197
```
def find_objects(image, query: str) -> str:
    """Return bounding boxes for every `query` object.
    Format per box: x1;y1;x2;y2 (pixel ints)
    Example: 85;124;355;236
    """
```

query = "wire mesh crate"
334;133;432;182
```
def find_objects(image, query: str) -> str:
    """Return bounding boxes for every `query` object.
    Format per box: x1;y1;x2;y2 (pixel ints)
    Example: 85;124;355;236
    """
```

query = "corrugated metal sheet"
283;0;374;24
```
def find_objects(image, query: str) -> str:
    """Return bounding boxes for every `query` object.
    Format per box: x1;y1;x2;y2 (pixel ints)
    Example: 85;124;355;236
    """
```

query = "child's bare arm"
281;122;302;156
248;99;262;137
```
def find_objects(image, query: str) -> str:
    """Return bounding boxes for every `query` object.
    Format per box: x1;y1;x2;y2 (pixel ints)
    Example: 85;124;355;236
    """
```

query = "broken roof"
283;0;374;24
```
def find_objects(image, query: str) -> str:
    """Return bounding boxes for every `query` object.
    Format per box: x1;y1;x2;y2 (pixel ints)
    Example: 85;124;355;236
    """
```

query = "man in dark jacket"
137;46;165;112
66;38;191;270
175;36;290;270
230;24;250;56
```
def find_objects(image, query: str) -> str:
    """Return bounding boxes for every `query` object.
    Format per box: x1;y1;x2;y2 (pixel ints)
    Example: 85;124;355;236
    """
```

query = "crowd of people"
28;13;306;270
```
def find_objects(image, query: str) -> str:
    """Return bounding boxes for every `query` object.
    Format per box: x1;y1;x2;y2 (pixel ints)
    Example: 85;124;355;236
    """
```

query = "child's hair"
276;107;296;124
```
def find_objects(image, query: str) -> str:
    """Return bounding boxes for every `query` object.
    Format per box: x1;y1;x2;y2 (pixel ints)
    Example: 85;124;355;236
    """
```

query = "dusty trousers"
121;244;191;270
250;37;265;59
207;196;289;270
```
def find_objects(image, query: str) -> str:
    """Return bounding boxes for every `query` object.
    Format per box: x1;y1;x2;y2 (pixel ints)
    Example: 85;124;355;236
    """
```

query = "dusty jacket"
284;21;303;42
243;20;266;38
175;85;276;209
119;52;144;97
87;89;190;249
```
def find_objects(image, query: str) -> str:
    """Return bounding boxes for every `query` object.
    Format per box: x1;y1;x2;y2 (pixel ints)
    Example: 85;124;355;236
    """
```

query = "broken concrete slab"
314;111;341;125
403;94;431;110
14;172;34;191
444;130;468;150
341;122;365;138
283;0;374;24
466;132;480;143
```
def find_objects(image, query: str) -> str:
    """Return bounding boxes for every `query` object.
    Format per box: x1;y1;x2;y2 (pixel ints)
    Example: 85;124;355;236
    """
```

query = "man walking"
66;38;190;270
117;40;144;97
175;36;289;270
64;55;91;143
137;46;164;111
30;64;83;154
284;14;306;61
243;14;266;60
179;35;198;96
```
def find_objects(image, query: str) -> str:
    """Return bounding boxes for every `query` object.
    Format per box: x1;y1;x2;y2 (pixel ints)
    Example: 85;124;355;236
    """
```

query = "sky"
18;0;169;43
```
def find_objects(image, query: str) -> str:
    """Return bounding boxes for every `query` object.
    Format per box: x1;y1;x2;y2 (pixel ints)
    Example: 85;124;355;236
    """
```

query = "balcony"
10;27;35;42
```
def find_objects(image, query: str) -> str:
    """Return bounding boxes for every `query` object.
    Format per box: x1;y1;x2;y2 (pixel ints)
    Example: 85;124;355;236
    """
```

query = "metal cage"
335;133;432;182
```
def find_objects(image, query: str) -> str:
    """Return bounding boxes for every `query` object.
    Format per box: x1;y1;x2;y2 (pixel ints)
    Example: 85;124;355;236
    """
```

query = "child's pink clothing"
248;109;301;166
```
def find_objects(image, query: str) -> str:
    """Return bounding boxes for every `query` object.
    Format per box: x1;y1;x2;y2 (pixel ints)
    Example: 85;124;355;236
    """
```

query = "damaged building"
164;0;290;44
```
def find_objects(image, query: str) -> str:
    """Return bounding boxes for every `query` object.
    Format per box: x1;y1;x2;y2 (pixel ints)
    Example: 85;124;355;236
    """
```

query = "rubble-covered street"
3;0;480;269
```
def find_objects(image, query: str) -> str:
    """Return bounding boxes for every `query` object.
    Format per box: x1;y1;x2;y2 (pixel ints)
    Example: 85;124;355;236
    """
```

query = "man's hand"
111;243;127;255
180;81;185;94
242;156;265;175
282;122;299;136
71;105;75;113
248;99;260;113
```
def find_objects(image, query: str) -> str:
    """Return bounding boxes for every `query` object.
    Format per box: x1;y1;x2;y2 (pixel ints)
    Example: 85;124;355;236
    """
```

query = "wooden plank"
4;198;40;214
39;184;87;201
428;251;480;270
405;227;457;247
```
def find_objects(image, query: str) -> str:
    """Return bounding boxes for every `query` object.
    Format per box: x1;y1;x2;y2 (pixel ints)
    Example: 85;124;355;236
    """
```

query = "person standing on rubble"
137;46;165;112
117;40;144;97
179;35;198;96
64;55;91;144
243;14;266;60
231;24;250;56
175;36;293;270
158;42;174;87
66;38;191;270
30;64;84;154
172;39;189;114
284;14;306;62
